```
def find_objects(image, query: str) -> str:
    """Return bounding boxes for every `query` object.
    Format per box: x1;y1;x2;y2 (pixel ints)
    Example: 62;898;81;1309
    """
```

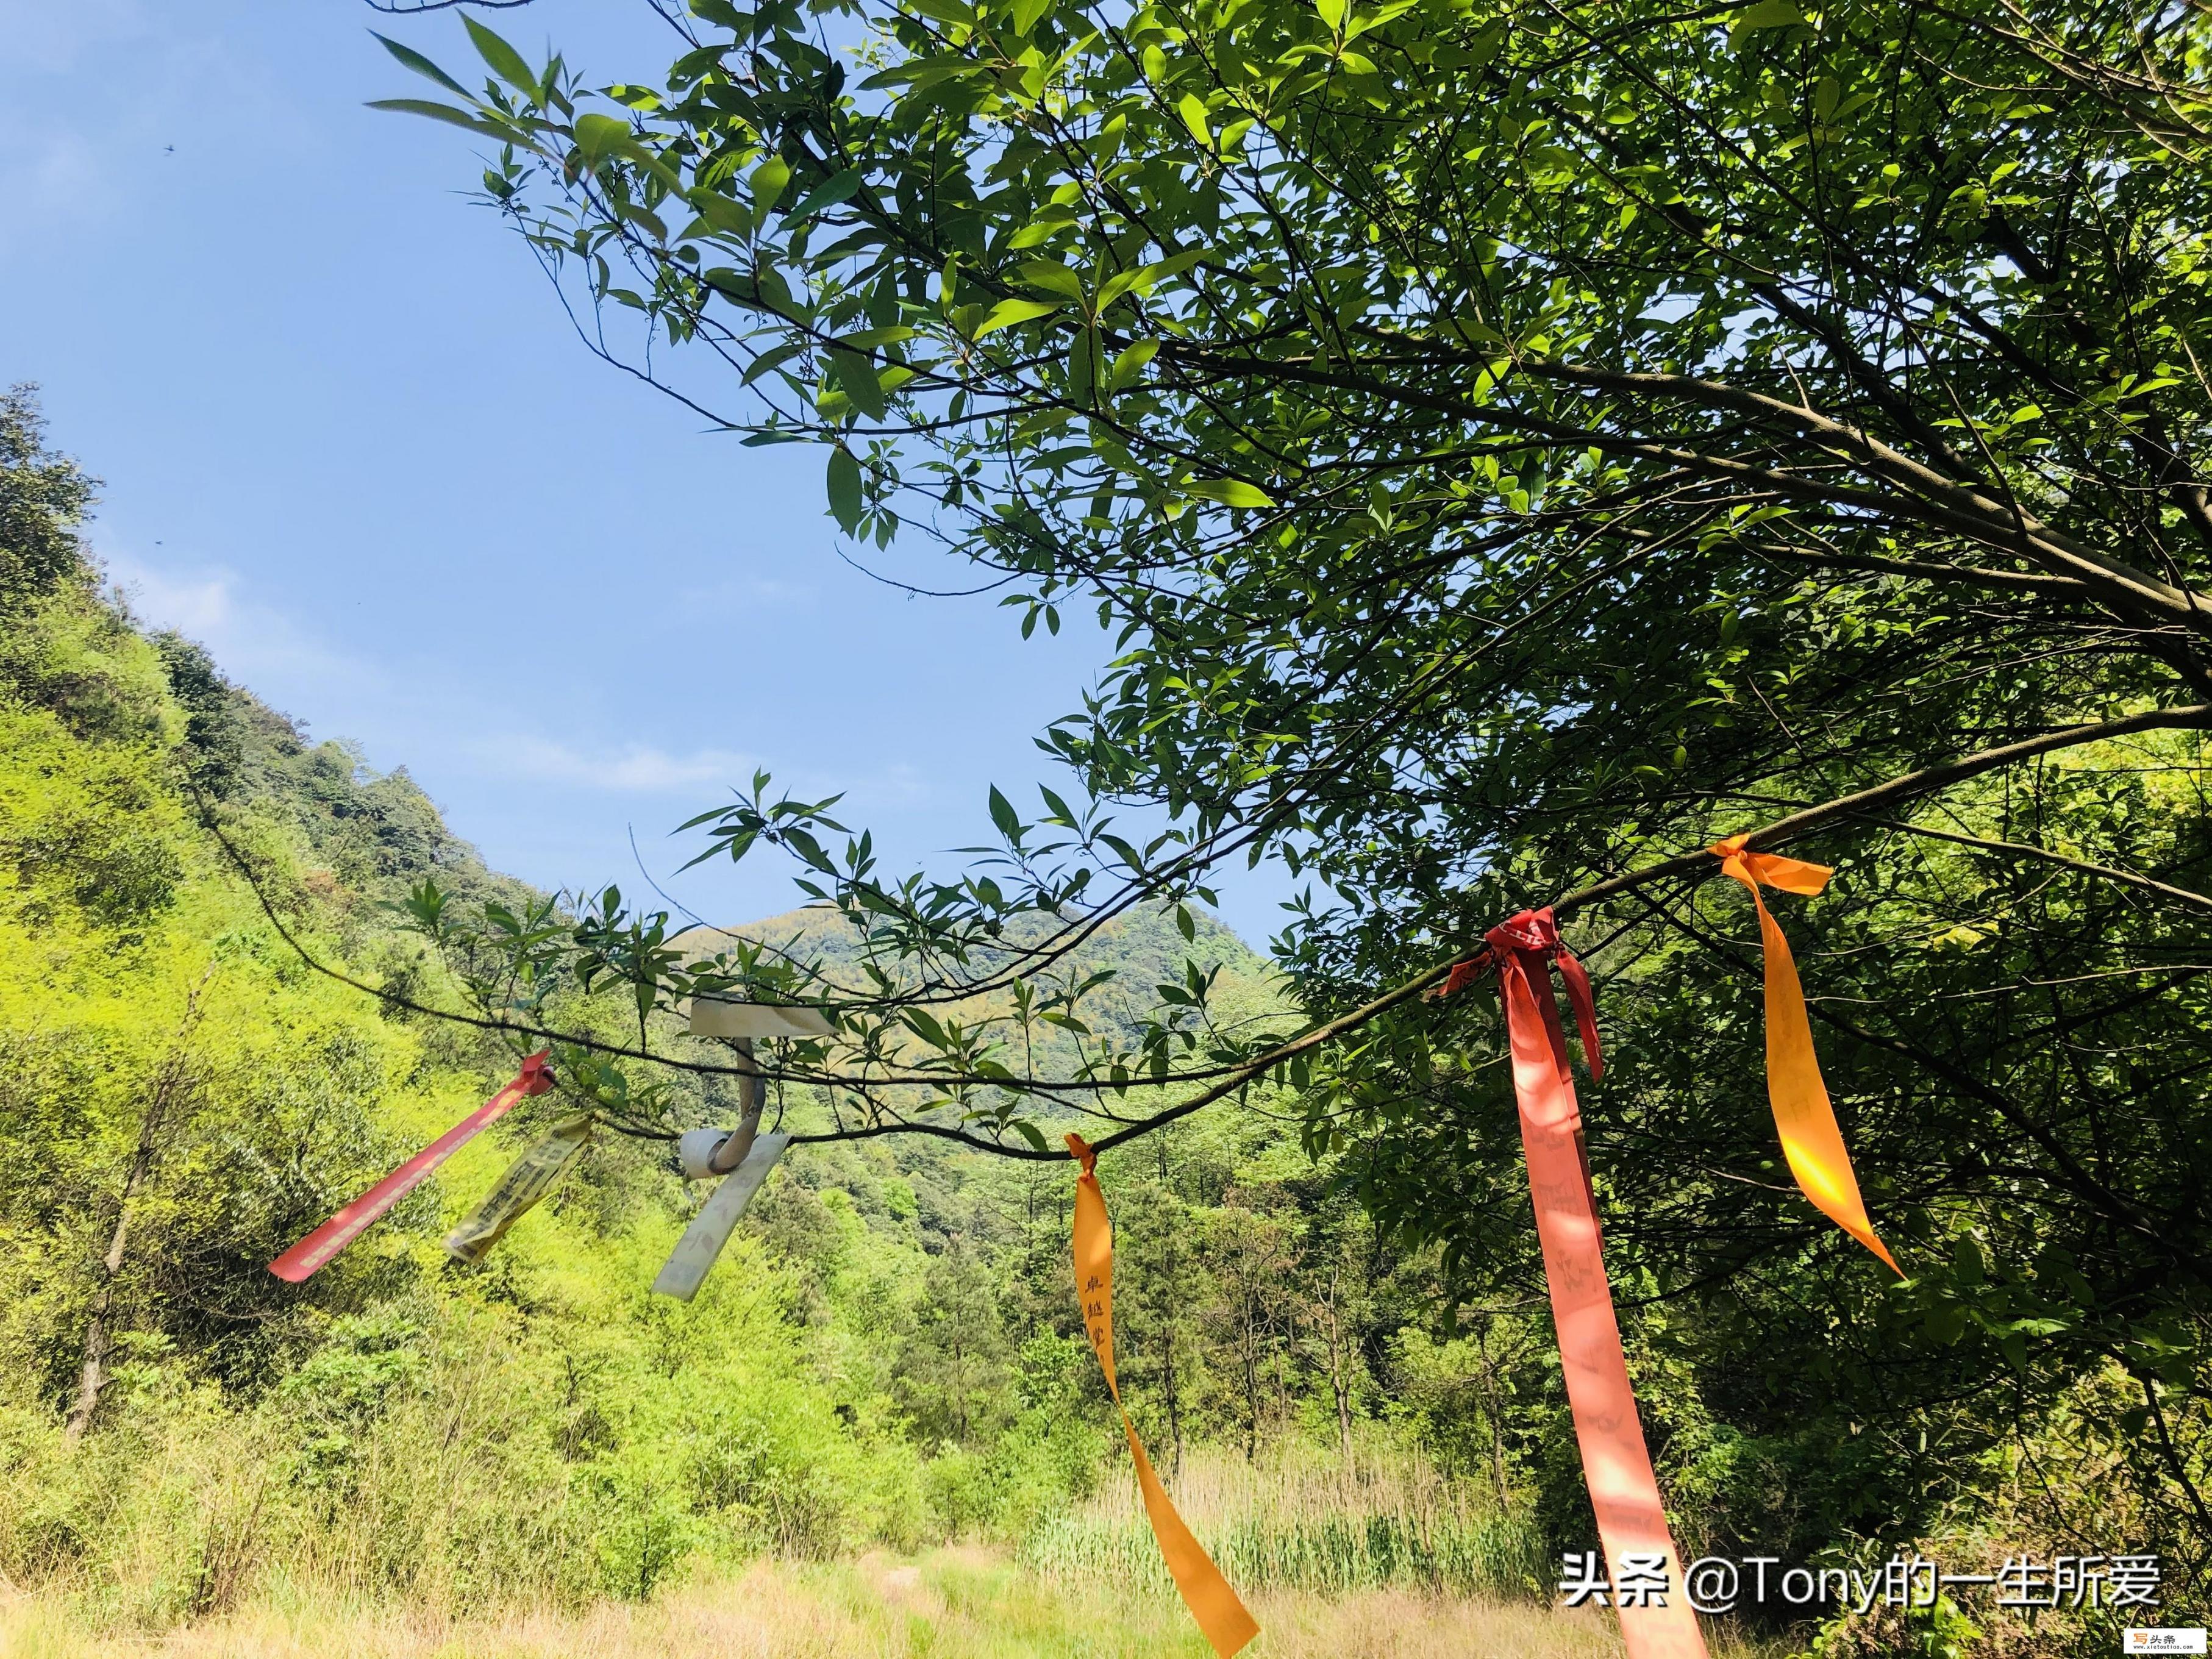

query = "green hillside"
670;898;1283;1103
0;393;1561;1642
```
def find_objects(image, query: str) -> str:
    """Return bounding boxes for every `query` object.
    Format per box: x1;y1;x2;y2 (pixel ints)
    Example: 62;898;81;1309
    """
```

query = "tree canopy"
359;0;2212;1582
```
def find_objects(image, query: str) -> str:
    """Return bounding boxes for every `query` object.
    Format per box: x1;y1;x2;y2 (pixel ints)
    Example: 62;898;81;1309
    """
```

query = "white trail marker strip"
652;1133;791;1302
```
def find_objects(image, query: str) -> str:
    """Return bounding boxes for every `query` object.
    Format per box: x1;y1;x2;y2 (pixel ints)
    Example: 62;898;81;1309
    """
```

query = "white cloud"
109;556;234;637
487;736;763;795
104;549;388;704
0;0;148;75
105;549;902;841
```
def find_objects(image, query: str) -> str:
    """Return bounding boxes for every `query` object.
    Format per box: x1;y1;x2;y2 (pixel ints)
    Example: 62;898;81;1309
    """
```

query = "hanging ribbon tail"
269;1051;556;1283
652;1132;791;1302
1433;955;1486;1000
1711;843;1900;1275
1066;1136;1258;1658
1491;935;1707;1659
444;1115;594;1265
1555;945;1604;1083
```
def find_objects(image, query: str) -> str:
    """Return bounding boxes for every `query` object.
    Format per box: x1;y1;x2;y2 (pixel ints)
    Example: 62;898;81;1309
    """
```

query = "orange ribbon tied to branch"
1709;837;1899;1274
1065;1133;1258;1659
1439;909;1707;1659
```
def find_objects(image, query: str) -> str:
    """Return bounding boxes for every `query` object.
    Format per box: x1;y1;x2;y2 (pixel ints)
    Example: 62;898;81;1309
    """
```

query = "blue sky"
0;0;1294;944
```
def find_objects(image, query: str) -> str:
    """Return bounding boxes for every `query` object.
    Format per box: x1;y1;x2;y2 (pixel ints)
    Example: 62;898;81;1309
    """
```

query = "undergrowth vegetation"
1022;1446;1548;1599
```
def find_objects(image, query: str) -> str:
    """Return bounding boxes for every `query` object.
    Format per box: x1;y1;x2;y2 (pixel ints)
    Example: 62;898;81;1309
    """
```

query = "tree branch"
185;696;2212;1158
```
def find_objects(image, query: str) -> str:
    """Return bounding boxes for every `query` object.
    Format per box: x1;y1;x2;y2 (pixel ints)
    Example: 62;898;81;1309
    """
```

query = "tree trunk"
63;979;205;1445
63;1218;129;1446
1474;1333;1512;1510
1240;1294;1262;1461
1324;1273;1354;1465
1161;1311;1184;1477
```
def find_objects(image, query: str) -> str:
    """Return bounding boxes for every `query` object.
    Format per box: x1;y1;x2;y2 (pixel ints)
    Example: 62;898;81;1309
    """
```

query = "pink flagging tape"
1455;912;1707;1659
268;1052;554;1283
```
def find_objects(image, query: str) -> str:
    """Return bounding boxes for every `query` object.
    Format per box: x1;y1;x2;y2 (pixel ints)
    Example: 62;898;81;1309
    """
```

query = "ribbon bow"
1435;913;1705;1659
1438;907;1602;1085
1710;836;1899;1274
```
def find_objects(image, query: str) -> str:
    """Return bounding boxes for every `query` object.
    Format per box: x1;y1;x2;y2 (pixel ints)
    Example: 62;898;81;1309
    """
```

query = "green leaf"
1016;260;1087;302
743;341;809;385
974;298;1065;340
783;168;865;224
830;349;888;419
752;154;793;214
371;34;472;98
366;99;510;137
1108;338;1159;391
838;327;918;349
1182;476;1274;509
826;446;864;533
573;113;633;162
1729;0;1806;48
462;16;537;96
683;191;754;238
1096;263;1169;310
1068;327;1097;403
1177;92;1213;149
988;785;1022;841
1010;1118;1050;1152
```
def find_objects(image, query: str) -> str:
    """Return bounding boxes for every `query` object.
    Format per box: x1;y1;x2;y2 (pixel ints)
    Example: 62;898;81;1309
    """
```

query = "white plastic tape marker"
652;1132;790;1302
677;1125;736;1179
685;998;835;1040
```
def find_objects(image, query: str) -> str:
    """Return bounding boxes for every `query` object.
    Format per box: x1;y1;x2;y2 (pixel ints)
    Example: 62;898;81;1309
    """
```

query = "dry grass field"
0;1548;1709;1659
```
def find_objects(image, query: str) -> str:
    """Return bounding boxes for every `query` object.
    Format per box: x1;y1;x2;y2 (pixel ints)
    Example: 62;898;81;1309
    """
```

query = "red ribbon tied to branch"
268;1051;556;1283
1473;905;1605;1083
1438;909;1707;1659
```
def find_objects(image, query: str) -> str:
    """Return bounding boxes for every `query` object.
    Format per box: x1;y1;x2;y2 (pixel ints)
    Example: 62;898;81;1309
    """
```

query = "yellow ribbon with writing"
443;1115;594;1265
1710;838;1899;1273
1066;1133;1258;1658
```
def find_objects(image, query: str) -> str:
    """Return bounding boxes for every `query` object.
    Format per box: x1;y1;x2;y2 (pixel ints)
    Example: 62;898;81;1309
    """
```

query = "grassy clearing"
0;1549;1649;1658
0;1443;1803;1658
1024;1444;1547;1600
